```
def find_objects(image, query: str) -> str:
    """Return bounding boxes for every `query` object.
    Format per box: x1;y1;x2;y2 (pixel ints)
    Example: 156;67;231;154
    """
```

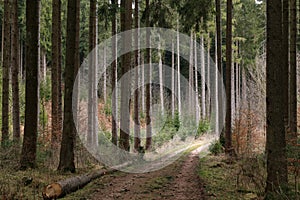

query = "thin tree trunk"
177;22;181;118
171;41;175;118
111;0;118;146
214;35;219;135
88;0;97;147
20;0;40;168
201;35;206;120
57;0;79;173
289;0;297;144
206;38;210;118
1;0;11;146
195;33;200;123
51;0;61;149
158;35;164;115
119;0;132;151
188;33;194;114
215;0;223;136
145;0;152;150
134;0;141;151
103;45;107;104
225;0;234;155
11;0;20;142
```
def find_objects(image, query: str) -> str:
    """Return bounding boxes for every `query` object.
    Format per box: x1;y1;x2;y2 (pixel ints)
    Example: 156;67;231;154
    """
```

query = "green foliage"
104;101;112;116
197;119;210;137
209;140;223;155
40;75;52;102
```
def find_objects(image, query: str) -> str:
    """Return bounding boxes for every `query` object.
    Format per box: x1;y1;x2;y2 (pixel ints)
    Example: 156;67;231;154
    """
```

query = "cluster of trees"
0;0;298;197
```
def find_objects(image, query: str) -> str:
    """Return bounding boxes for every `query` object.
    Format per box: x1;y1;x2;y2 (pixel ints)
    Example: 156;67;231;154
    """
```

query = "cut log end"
42;183;63;200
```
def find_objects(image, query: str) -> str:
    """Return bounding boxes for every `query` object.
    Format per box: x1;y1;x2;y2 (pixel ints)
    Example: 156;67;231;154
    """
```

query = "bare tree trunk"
158;35;164;115
134;0;141;151
289;0;297;144
145;0;152;150
20;0;40;168
265;0;288;192
206;38;210;118
103;45;107;104
195;33;200;123
177;22;181;118
214;35;219;135
11;0;20;141
1;0;11;146
171;41;175;118
51;0;61;147
111;0;118;146
201;35;206;120
231;47;235;120
57;0;79;173
188;33;194;114
119;0;132;151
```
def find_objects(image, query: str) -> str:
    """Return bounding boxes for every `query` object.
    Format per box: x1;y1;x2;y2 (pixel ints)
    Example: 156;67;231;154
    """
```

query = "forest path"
90;145;208;200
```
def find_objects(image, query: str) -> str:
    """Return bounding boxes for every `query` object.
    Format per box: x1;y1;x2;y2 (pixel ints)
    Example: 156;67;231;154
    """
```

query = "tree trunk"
111;0;118;146
87;0;97;147
282;0;289;138
176;22;181;118
103;45;107;104
134;0;141;151
1;0;11;147
201;35;206;120
145;0;152;150
206;38;210;118
289;0;297;144
51;0;61;147
195;33;200;123
43;168;116;199
57;0;79;173
11;0;20;142
265;0;288;193
171;41;175;118
20;0;40;169
158;35;164;115
225;0;234;155
119;0;132;151
215;0;223;136
188;33;194;114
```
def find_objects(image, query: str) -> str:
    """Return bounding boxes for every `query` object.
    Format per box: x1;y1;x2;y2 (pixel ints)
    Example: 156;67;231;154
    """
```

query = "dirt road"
89;148;207;200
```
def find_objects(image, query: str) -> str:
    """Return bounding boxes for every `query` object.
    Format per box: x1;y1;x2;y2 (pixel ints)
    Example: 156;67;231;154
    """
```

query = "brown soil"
89;150;206;200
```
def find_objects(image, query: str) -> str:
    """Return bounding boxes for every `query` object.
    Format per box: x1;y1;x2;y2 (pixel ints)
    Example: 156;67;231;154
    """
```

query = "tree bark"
176;22;181;118
11;0;21;142
171;41;175;118
201;35;206;120
87;0;97;147
158;35;164;115
195;33;200;123
265;0;288;193
20;0;40;169
51;0;61;148
134;0;141;151
119;0;132;151
289;0;297;144
43;168;116;199
1;0;11;147
225;0;234;155
111;0;118;146
57;0;79;173
215;0;223;136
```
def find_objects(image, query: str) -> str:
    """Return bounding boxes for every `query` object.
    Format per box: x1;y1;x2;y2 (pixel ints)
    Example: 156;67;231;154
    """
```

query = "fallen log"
42;161;134;199
42;168;116;199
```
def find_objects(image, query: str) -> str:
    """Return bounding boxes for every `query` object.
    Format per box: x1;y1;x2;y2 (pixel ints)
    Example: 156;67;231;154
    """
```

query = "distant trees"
20;0;41;169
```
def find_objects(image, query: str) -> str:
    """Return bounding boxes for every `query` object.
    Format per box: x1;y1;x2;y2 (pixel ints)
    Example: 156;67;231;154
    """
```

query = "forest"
0;0;299;199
